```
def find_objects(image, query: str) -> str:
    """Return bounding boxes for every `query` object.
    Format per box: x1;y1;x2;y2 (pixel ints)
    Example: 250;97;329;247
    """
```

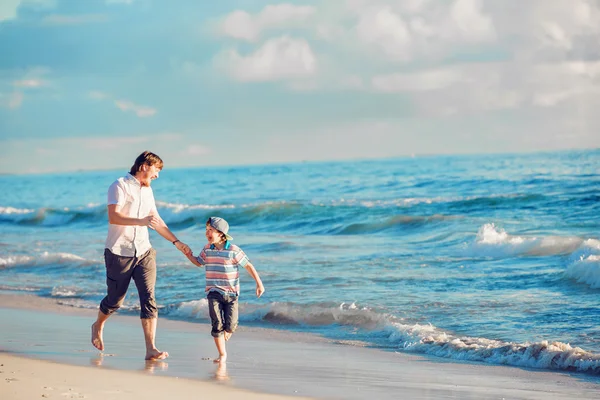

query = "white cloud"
77;136;148;150
106;0;135;5
356;7;412;62
0;0;20;22
372;68;462;92
42;14;109;26
10;92;24;108
0;91;24;109
184;145;210;156
86;90;157;117
447;0;495;42
13;79;47;88
220;4;315;42
88;90;109;100
114;100;157;117
218;36;317;82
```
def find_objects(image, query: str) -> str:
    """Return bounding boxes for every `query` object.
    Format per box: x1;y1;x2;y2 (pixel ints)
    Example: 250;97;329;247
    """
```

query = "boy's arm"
185;252;204;268
243;262;265;298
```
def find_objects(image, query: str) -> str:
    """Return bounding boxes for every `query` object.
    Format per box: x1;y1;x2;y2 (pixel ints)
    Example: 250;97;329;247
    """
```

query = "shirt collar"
125;173;141;187
210;241;230;250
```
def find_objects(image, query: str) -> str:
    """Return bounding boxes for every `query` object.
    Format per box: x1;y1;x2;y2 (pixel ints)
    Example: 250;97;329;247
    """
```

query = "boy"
185;216;265;363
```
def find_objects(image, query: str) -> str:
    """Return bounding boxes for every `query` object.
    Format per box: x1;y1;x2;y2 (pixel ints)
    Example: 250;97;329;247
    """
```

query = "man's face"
139;164;161;187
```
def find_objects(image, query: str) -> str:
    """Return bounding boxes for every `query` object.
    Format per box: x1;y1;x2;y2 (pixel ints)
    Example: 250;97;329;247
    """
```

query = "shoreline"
2;293;600;399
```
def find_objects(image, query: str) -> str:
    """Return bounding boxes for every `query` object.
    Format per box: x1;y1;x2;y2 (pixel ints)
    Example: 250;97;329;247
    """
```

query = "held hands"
175;241;192;256
256;284;265;298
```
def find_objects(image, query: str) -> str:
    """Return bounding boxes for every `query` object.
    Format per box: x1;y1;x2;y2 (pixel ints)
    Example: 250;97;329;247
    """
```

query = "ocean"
1;149;599;374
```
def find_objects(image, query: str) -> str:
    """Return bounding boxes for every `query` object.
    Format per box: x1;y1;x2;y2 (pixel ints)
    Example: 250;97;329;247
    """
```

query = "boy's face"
205;224;223;244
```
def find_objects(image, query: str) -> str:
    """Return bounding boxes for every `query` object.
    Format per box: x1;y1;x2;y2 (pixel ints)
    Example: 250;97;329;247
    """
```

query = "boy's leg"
208;292;227;362
92;249;135;351
213;335;227;363
223;296;239;341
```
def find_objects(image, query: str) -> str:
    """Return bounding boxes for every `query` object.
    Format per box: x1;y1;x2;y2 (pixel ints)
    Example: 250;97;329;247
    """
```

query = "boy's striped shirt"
196;241;249;296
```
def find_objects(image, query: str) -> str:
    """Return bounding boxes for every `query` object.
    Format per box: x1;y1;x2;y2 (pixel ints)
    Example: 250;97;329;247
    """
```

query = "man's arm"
243;262;265;298
107;204;157;227
152;213;192;255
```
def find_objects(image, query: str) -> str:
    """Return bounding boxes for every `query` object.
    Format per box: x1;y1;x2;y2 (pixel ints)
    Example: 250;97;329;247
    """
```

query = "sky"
1;0;599;174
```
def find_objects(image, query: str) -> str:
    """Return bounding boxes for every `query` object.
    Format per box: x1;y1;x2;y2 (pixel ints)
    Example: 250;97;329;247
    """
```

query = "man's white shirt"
105;173;158;257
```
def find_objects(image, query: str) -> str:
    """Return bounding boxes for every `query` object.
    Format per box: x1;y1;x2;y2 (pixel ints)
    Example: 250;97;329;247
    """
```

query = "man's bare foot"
224;331;233;341
91;323;104;351
145;349;169;360
213;354;227;364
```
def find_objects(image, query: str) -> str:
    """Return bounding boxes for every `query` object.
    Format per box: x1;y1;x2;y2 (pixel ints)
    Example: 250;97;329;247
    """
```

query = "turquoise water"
1;149;599;373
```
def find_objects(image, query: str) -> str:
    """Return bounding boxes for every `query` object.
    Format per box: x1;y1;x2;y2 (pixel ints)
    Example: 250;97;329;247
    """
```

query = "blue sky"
1;0;599;174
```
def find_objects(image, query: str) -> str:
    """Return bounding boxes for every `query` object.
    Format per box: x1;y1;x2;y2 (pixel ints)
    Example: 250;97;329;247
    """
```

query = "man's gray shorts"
99;248;158;319
207;291;239;337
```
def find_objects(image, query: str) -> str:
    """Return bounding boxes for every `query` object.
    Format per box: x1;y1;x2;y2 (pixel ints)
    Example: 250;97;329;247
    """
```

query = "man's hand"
140;214;161;229
175;241;192;256
256;284;265;298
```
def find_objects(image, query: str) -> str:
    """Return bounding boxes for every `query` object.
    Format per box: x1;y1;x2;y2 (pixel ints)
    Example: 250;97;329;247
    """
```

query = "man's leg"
92;249;135;351
132;249;167;360
91;309;110;351
141;317;168;360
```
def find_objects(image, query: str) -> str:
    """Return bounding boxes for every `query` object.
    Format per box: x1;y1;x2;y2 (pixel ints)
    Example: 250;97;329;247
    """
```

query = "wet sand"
1;293;599;399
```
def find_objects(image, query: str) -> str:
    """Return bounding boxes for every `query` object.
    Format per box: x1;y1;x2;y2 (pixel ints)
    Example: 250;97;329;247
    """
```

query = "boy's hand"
256;284;265;298
175;241;192;255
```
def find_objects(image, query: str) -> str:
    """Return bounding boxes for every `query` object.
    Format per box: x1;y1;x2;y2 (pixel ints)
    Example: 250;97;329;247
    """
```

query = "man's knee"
139;296;158;319
100;296;124;315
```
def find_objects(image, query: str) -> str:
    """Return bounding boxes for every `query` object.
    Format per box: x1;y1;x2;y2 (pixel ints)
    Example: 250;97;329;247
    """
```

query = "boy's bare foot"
213;354;227;363
91;323;104;351
224;331;233;341
145;349;169;360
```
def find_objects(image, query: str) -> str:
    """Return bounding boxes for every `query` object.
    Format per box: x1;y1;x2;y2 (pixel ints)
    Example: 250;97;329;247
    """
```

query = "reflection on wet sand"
213;361;229;381
145;360;169;374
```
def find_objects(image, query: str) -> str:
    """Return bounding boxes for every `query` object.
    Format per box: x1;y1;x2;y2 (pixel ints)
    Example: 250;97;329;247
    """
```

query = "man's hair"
129;151;164;175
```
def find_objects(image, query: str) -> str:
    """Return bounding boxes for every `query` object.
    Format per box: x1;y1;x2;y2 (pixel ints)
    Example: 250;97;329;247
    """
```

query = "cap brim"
225;233;233;241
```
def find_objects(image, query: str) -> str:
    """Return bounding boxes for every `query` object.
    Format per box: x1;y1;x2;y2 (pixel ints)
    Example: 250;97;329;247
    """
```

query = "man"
91;151;191;360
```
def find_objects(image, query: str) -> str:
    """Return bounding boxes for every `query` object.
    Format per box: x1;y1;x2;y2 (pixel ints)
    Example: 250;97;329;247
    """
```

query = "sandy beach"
1;293;599;400
1;353;308;400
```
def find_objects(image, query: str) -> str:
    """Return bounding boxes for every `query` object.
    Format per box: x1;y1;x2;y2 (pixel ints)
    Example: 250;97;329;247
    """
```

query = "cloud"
41;14;109;26
13;78;47;88
75;136;148;150
0;91;24;109
217;36;317;82
341;0;497;63
372;68;463;92
356;7;412;62
447;0;496;42
106;0;135;4
0;133;205;174
114;100;157;117
88;90;109;100
184;145;210;156
88;90;157;117
0;0;20;22
220;4;315;42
